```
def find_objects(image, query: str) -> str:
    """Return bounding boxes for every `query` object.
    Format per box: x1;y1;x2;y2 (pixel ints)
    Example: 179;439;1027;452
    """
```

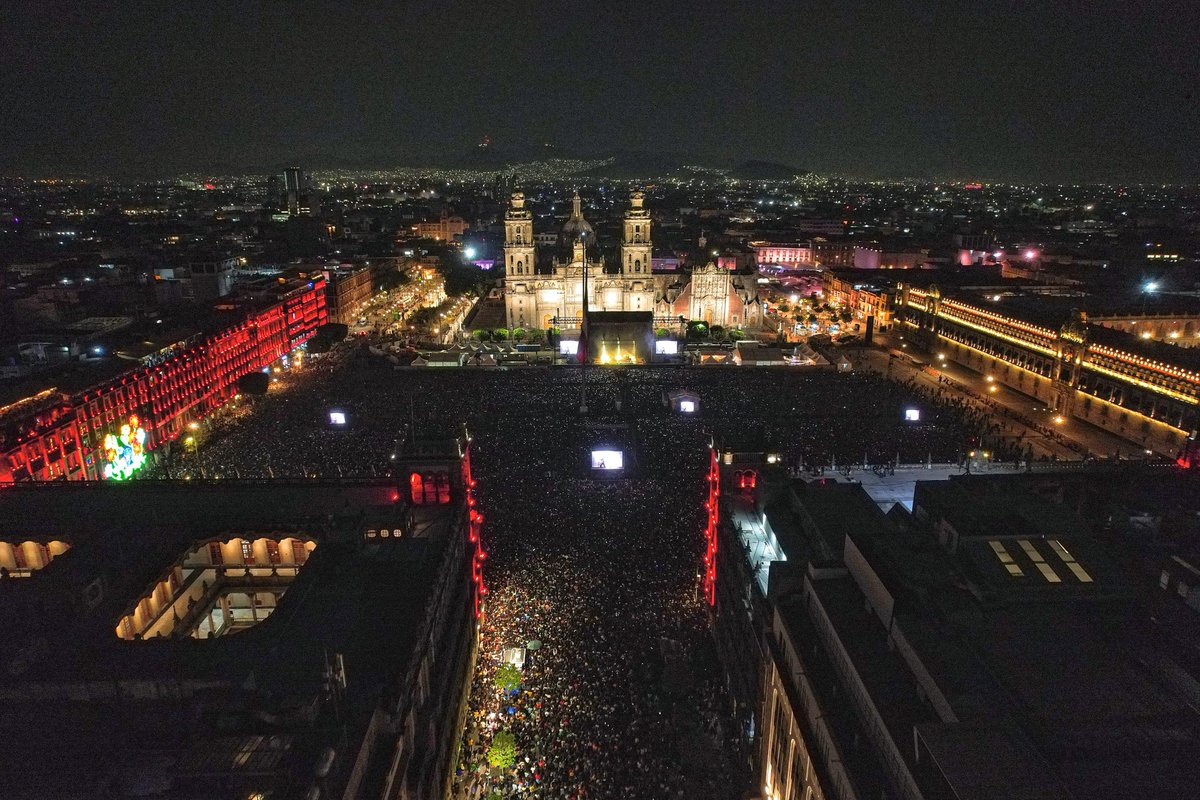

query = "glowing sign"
590;450;624;471
329;410;347;426
103;415;148;480
655;340;679;355
680;400;696;413
905;408;921;422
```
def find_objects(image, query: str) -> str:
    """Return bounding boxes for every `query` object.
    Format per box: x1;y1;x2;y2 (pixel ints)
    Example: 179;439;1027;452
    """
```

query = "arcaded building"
0;431;483;799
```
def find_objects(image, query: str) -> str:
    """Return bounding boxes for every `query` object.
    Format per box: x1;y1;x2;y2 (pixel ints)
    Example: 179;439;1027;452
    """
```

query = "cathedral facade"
503;191;763;332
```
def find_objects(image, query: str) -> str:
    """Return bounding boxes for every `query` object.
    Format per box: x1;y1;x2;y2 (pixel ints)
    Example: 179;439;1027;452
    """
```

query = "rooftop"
0;480;458;799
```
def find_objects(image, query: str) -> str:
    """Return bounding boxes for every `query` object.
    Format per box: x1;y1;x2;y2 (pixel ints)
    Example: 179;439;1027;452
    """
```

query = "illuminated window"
266;540;281;565
409;472;424;503
290;539;308;565
241;540;255;565
208;542;224;564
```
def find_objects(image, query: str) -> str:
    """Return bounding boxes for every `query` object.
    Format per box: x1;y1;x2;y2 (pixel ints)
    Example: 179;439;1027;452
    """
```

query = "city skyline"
2;0;1197;182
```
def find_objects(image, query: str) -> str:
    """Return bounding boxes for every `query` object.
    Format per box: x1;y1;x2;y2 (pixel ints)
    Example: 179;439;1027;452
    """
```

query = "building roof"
835;478;1200;800
0;481;458;799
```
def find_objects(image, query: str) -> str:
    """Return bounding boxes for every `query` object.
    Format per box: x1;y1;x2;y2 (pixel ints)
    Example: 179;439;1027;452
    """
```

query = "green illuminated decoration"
102;414;148;480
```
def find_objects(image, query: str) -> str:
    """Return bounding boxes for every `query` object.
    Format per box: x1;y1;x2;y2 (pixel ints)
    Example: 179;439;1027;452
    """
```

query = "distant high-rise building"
269;166;318;217
283;166;305;216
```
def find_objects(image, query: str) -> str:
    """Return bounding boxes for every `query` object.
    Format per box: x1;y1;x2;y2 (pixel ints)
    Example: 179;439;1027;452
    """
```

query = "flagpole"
579;226;589;414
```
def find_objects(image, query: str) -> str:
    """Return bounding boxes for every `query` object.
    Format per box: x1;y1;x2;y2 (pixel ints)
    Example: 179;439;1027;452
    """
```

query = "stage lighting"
590;449;624;471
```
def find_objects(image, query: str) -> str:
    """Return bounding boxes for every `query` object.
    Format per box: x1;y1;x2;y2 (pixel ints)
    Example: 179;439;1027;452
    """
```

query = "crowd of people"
142;343;992;798
150;347;982;482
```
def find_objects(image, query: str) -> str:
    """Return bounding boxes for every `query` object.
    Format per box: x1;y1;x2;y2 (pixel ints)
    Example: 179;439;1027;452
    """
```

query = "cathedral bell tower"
621;191;651;276
504;192;535;277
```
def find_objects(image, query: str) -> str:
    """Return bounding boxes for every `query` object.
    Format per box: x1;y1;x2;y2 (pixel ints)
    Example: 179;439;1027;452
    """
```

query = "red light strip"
704;448;719;606
464;445;486;621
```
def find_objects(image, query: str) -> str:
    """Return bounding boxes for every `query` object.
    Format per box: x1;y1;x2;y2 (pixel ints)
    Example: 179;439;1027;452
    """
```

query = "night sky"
1;0;1197;181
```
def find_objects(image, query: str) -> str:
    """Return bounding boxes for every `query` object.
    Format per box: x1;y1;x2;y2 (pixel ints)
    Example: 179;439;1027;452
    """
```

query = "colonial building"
503;191;763;332
896;284;1200;457
0;429;482;800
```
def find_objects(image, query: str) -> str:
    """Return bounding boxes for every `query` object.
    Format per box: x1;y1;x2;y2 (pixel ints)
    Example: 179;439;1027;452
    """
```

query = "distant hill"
578;150;723;179
728;160;806;180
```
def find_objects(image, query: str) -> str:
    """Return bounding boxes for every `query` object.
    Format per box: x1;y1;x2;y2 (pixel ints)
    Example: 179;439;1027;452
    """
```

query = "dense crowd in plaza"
152;346;983;482
143;344;987;798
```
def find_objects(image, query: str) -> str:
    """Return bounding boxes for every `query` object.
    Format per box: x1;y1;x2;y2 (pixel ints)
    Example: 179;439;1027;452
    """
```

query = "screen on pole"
590;449;624;471
904;408;921;422
559;340;579;356
655;339;679;355
329;410;348;426
680;400;696;413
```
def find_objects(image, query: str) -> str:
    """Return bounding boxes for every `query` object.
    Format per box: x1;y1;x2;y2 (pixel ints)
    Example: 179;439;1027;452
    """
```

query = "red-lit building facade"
0;277;327;483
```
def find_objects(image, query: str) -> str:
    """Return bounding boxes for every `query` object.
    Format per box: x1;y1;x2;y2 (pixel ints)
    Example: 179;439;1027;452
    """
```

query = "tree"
839;310;853;324
471;329;490;342
777;302;791;313
494;662;521;692
686;321;710;341
511;328;527;343
378;266;410;292
525;328;546;345
493;328;509;341
487;731;517;770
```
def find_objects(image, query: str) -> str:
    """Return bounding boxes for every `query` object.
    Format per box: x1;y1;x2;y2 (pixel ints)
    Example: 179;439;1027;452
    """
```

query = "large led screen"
590;449;624;471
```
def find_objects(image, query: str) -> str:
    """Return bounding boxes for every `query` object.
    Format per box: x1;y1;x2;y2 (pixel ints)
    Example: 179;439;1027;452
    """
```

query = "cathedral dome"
558;191;594;260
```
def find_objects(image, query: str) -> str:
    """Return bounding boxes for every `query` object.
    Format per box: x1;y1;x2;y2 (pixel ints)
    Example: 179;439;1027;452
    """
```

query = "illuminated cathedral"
503;191;763;331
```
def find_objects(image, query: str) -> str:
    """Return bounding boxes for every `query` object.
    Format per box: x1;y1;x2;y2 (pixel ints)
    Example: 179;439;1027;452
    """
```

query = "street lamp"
1142;280;1158;314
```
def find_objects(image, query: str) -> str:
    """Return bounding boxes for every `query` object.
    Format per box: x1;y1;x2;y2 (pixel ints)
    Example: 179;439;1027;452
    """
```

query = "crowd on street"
143;343;991;798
